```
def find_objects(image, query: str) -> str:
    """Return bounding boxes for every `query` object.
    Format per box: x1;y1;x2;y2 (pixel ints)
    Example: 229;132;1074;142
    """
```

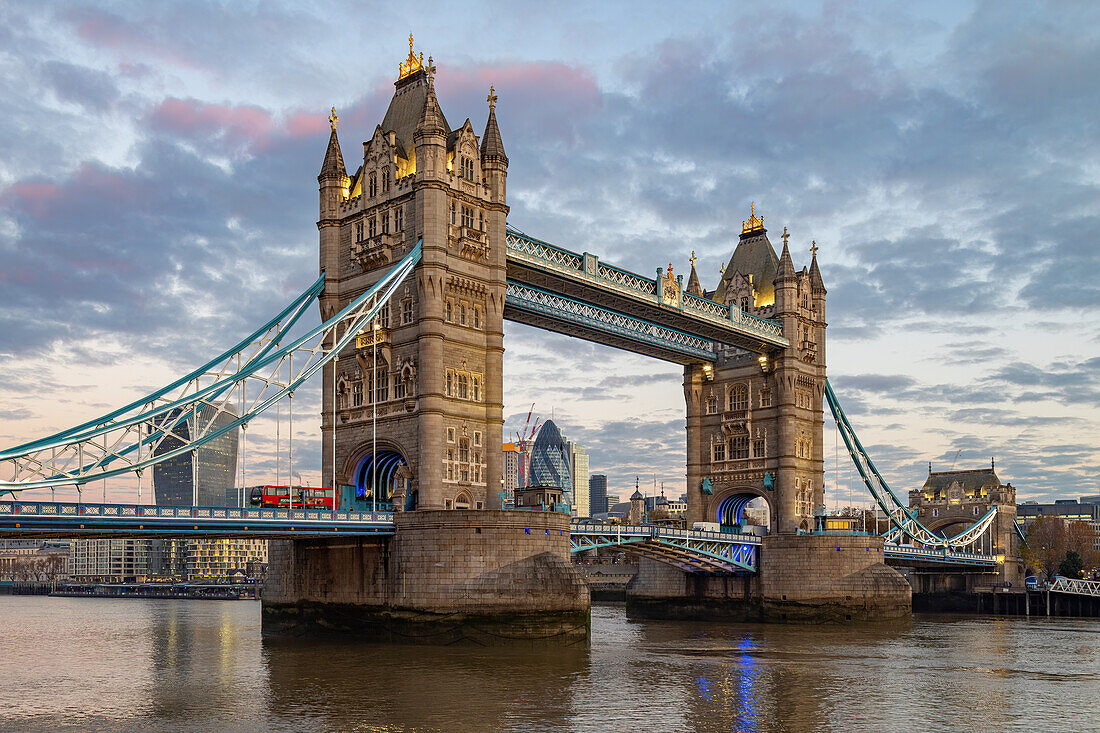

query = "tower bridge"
0;40;1012;639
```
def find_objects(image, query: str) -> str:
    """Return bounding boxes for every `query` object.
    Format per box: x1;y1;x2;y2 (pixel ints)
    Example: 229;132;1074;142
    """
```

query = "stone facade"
909;466;1022;585
685;217;827;534
318;47;507;511
263;510;589;644
626;535;911;623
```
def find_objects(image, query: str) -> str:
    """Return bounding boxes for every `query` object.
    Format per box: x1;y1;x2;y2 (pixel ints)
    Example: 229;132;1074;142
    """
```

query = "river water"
0;596;1097;732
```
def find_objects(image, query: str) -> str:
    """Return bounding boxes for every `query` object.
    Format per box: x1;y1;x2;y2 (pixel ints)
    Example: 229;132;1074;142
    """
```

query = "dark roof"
380;71;449;156
685;261;702;296
480;106;507;162
630;489;644;500
922;468;1002;493
318;128;346;181
713;229;779;304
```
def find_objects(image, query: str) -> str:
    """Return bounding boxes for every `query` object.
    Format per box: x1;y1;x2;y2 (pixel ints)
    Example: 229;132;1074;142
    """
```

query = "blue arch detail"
717;493;759;529
353;450;408;501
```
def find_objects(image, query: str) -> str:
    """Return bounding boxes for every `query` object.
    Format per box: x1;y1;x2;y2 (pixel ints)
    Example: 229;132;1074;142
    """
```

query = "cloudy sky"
0;1;1097;507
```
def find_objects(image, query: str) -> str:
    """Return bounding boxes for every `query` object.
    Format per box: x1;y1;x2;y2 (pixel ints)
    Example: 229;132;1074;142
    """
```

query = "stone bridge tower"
318;41;508;511
684;208;827;534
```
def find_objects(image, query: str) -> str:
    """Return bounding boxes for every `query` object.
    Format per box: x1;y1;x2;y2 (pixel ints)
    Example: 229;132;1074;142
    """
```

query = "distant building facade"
567;440;589;517
153;403;239;507
1018;498;1100;553
589;474;608;515
502;442;523;500
70;539;152;582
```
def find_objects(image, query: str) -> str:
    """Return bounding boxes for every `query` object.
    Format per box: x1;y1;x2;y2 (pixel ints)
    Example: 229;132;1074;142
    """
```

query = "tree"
1058;551;1085;579
1063;521;1100;572
1021;515;1067;581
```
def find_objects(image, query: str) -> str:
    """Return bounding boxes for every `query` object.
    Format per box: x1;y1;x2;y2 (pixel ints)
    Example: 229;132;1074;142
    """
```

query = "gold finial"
741;201;765;234
399;34;425;80
689;250;697;268
667;262;674;275
810;240;818;257
328;106;339;131
487;85;497;110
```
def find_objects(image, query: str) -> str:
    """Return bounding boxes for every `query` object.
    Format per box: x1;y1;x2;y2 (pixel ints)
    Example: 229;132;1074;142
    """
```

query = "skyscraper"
530;420;572;504
502;442;523;505
589;474;608;515
153;403;239;507
567;440;589;517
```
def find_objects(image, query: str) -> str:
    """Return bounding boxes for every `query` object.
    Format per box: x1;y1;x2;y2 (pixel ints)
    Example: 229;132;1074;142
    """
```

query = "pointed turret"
480;86;507;164
776;239;796;282
809;241;826;294
685;251;703;296
480;85;508;204
318;107;346;183
416;78;447;137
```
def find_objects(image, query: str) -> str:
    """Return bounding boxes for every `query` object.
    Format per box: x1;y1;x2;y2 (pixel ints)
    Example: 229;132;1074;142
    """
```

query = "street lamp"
372;319;379;513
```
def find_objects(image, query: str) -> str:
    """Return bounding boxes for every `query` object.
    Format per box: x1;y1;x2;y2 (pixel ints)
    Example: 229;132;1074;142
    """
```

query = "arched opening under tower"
715;492;771;534
352;449;409;509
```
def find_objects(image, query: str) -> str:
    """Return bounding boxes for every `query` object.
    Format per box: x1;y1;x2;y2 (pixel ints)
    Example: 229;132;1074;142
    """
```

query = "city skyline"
0;2;1098;506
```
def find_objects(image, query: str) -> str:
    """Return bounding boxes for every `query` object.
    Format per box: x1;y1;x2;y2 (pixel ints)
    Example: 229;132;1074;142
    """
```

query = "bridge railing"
884;543;996;564
568;522;761;545
1050;576;1100;597
0;500;395;525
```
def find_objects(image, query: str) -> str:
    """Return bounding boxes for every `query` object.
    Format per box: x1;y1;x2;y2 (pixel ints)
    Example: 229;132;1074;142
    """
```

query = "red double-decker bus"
248;485;335;510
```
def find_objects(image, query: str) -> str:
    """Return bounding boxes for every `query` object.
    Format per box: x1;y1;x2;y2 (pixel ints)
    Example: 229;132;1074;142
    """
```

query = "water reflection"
262;637;588;732
0;598;1098;732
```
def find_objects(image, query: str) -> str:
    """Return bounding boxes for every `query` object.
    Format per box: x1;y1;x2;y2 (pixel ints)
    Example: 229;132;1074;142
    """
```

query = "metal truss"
1050;576;1100;597
826;379;1000;551
882;505;999;548
505;228;788;347
0;241;423;492
883;544;998;567
569;524;758;573
505;281;717;362
0;499;394;539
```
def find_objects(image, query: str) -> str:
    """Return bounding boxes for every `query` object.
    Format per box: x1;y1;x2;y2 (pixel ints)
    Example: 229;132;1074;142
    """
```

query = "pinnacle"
776;240;796;281
480;98;507;163
318;125;346;181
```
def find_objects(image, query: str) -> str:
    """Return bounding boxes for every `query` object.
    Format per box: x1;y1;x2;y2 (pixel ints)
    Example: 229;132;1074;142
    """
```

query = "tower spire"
685;250;703;296
318;107;346;182
809;239;826;293
480;84;507;163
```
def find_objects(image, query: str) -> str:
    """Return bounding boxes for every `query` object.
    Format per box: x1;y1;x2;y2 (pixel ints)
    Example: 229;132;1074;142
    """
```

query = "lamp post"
372;319;379;513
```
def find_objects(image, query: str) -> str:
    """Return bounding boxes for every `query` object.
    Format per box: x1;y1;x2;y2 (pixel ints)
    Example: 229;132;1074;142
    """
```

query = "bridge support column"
626;535;910;623
262;510;590;644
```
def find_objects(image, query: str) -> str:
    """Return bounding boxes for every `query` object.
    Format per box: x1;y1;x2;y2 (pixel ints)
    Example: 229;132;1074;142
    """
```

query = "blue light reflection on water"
0;599;1098;732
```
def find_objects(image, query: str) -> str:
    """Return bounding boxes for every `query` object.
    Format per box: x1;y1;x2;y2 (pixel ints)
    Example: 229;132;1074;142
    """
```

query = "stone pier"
626;534;911;623
263;510;590;645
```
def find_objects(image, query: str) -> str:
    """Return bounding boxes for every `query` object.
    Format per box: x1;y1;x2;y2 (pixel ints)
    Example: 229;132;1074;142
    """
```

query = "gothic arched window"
729;384;748;412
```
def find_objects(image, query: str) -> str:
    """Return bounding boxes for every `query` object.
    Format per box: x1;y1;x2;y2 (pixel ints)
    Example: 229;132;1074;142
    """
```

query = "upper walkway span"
504;228;788;362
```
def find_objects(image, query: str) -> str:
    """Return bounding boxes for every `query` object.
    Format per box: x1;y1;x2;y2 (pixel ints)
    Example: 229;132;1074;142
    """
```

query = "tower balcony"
449;225;490;260
800;339;817;362
352;233;399;269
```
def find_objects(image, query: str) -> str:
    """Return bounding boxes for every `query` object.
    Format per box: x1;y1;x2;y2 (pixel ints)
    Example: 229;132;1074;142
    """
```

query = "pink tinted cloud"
0;182;61;220
67;7;200;70
442;61;602;146
148;98;275;152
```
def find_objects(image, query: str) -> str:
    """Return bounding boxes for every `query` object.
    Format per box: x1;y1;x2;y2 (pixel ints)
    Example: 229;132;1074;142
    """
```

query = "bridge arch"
342;440;413;508
710;487;772;532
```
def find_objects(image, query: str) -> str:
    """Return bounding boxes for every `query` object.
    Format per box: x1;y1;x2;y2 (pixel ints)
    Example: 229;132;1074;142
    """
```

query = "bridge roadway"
0;501;998;572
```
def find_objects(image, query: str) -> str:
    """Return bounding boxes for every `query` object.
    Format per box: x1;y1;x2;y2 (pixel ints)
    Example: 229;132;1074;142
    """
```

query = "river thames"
0;596;1096;732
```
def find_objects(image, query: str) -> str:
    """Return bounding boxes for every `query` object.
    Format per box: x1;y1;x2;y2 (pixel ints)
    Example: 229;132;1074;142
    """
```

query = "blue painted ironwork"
506;228;788;347
825;379;1000;551
0;500;394;538
569;523;759;573
0;242;423;492
505;281;717;362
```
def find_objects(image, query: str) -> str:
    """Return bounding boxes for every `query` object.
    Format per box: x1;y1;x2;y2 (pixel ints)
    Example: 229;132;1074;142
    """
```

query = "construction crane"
950;450;962;470
512;404;542;488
